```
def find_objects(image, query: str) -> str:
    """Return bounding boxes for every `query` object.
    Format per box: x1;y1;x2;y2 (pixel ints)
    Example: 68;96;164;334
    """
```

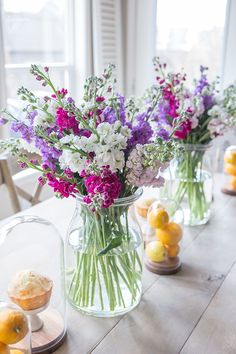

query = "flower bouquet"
0;64;183;316
148;58;236;225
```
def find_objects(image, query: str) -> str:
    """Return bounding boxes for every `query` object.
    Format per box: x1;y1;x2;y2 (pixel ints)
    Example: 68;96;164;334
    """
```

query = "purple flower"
11;122;34;143
203;94;214;110
27;110;38;124
194;66;209;95
157;128;170;141
35;137;61;170
116;94;126;124
128;113;153;149
67;97;74;104
0;117;7;125
102;107;116;124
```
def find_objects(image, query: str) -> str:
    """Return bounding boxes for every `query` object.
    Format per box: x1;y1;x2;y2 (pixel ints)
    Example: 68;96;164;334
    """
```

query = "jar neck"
181;143;212;152
75;188;143;208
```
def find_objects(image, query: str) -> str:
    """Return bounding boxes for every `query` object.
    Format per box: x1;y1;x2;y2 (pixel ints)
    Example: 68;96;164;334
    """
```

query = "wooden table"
1;174;236;354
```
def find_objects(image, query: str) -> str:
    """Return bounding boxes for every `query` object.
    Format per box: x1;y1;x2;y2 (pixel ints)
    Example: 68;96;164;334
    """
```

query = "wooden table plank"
0;174;234;354
180;262;236;354
91;196;236;354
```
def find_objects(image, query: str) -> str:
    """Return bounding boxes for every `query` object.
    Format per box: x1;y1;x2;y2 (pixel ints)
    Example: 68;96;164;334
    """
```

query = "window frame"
0;0;81;138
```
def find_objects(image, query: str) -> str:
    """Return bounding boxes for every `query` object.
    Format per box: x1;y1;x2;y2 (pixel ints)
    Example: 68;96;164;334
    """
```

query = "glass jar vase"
65;189;143;317
0;216;67;354
145;198;183;275
163;144;213;226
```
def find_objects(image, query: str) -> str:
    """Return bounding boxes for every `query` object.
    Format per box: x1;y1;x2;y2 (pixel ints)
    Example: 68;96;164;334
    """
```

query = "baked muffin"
8;270;53;311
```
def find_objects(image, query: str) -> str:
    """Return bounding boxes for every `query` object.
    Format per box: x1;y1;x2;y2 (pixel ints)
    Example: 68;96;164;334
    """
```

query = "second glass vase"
162;144;213;226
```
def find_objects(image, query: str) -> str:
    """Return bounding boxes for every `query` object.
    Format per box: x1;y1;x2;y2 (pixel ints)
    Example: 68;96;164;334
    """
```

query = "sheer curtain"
0;0;7;139
124;0;157;96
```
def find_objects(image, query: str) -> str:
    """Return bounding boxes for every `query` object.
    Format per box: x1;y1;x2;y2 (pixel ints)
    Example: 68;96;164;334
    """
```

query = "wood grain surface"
1;174;235;354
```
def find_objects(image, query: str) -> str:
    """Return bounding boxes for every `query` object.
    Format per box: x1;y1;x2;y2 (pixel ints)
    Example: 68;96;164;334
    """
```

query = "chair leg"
0;160;21;213
31;184;43;206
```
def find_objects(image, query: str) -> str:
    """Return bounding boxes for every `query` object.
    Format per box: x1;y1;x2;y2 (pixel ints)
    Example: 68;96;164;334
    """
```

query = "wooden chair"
0;155;44;215
0;156;21;213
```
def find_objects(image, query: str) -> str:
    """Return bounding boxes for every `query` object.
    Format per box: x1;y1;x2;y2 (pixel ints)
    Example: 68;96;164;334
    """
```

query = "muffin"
8;270;53;311
135;197;157;218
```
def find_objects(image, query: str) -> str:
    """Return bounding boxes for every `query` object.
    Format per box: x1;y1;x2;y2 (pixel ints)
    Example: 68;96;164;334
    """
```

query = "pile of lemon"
145;206;183;263
0;308;28;354
224;146;236;189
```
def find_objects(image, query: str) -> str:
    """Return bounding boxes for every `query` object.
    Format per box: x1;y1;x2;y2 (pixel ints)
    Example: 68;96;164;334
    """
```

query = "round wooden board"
145;256;182;275
222;187;236;196
32;308;66;354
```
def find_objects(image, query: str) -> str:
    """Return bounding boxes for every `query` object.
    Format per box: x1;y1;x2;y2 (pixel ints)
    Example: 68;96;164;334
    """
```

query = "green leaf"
97;235;122;256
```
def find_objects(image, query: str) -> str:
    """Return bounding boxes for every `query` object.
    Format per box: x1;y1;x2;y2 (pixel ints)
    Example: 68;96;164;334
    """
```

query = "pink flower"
82;166;121;209
174;120;192;139
56;107;79;134
46;173;77;198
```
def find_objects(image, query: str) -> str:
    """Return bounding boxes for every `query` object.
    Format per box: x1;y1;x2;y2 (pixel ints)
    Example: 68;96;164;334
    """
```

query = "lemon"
165;244;180;258
230;177;236;189
156;222;182;246
225;163;236;176
0;342;10;354
147;208;169;229
224;150;236;165
145;241;167;262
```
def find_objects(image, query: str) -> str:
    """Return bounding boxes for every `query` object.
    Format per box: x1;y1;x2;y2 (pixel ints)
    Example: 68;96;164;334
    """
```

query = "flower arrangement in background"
147;58;236;225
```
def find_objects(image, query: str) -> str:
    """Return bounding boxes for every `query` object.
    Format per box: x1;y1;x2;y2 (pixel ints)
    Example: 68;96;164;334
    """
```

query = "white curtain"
222;0;236;88
124;0;157;96
0;0;7;139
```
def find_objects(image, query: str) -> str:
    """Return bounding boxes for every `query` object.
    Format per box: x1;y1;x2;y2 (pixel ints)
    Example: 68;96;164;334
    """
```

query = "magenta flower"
82;166;121;209
56;107;79;134
46;173;77;198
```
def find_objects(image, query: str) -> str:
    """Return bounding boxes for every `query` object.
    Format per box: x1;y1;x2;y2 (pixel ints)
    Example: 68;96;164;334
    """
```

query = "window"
156;0;227;82
1;0;74;114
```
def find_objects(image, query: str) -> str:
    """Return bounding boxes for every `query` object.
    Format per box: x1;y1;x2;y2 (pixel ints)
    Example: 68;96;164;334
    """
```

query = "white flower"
60;134;75;144
120;125;131;138
96;150;125;171
59;150;86;173
33;98;58;127
97;122;113;137
74;134;98;152
20;139;40;154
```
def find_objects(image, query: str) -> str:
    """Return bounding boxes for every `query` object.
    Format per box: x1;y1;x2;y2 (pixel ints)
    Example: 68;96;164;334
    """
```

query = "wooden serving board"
31;308;66;354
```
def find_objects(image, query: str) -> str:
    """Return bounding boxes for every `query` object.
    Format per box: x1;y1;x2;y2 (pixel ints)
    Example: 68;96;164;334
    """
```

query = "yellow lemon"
225;163;236;176
224;151;236;165
230;177;236;190
165;244;180;258
135;198;157;218
10;350;24;354
156;222;183;246
147;208;169;229
0;342;10;354
145;241;167;262
0;309;28;345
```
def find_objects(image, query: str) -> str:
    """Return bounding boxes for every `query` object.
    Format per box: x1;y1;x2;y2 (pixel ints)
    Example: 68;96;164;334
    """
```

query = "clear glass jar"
0;301;31;353
162;144;214;226
145;198;183;275
65;189;143;317
0;216;66;354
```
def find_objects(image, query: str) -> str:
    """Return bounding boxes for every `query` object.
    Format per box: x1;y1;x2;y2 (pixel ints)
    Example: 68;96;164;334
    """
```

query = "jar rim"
76;188;143;207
